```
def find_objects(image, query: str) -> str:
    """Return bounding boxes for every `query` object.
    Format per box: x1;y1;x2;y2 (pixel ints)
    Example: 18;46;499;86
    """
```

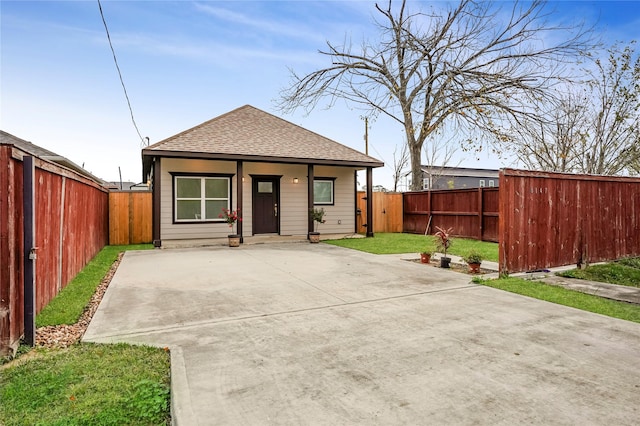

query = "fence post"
478;187;484;241
23;156;36;347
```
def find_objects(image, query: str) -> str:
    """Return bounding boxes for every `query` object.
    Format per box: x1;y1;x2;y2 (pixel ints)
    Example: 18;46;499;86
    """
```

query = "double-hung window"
314;178;335;205
174;175;230;222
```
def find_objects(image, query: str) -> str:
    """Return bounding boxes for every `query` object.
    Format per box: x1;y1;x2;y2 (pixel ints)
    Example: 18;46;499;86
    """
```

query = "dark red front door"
252;177;279;234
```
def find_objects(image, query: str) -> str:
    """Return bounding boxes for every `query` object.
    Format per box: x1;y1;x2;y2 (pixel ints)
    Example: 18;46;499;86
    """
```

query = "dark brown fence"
499;169;640;273
0;144;108;356
109;192;152;245
403;188;499;241
356;191;403;233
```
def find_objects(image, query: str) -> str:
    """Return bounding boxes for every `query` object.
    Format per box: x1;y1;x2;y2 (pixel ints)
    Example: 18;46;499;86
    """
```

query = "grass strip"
558;258;640;288
325;232;499;262
0;343;170;425
477;276;640;323
36;244;152;327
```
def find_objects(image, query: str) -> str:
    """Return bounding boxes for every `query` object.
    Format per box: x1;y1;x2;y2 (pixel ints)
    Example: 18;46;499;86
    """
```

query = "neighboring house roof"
142;105;383;177
1;130;105;184
421;165;500;178
105;181;150;191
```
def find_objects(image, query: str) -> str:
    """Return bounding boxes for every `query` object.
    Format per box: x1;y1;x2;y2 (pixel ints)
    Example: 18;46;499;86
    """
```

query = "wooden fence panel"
403;188;499;241
109;192;152;245
499;169;640;273
34;168;63;312
0;146;24;356
0;145;109;356
356;192;403;233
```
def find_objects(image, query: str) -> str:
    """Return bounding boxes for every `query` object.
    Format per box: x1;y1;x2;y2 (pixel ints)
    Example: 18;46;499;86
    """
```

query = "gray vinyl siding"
312;166;355;234
160;158;238;240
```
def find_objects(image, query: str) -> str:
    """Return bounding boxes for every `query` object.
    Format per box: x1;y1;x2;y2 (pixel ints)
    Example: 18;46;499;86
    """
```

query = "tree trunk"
409;142;423;191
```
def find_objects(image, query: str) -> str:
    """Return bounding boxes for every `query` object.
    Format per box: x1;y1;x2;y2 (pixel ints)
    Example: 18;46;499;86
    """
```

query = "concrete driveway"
83;243;640;425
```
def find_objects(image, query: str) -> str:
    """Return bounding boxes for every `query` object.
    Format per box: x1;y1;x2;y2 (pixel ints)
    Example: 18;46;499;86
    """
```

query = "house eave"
142;149;383;176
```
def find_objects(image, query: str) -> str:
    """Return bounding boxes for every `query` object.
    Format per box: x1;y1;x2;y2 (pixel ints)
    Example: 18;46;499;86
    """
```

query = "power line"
97;0;146;146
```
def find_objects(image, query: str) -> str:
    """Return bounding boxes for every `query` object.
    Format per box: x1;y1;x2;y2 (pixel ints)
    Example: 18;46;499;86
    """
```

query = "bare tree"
278;0;592;190
506;92;589;172
507;42;640;175
391;143;410;191
422;134;461;190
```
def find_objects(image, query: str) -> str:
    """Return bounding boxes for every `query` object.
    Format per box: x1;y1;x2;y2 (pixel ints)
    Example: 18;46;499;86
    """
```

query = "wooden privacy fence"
1;144;108;356
356;191;403;233
500;168;640;274
109;192;152;245
403;188;499;242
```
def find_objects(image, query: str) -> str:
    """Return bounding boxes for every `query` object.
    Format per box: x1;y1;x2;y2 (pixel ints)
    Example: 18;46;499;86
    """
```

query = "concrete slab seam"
84;284;481;341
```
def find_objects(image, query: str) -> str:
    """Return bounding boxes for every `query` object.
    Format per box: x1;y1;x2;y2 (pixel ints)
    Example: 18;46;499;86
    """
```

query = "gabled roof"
1;130;105;184
142;105;383;176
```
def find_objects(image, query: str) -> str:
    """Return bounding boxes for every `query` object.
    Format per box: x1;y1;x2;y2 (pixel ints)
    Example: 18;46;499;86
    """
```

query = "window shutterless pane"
176;178;201;198
314;180;333;204
205;200;228;219
177;200;201;220
205;178;228;198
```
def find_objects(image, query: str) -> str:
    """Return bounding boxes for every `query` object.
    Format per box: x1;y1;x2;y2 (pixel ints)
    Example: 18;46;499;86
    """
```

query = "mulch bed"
407;258;494;275
34;252;124;349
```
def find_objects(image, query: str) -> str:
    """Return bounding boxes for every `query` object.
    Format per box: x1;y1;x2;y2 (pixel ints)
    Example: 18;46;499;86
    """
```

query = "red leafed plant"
219;208;241;228
434;226;453;258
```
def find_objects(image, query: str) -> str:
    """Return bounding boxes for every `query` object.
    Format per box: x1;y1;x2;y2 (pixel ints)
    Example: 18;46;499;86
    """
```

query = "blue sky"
2;1;639;188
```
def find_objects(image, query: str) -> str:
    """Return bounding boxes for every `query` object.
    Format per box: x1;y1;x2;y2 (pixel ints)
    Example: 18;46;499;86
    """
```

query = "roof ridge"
146;104;254;149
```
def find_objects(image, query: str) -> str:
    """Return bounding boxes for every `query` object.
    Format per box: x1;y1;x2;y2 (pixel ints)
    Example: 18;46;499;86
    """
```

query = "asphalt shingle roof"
143;105;383;167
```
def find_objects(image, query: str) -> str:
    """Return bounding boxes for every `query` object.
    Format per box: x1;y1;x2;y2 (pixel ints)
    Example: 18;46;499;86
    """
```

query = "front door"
252;177;280;234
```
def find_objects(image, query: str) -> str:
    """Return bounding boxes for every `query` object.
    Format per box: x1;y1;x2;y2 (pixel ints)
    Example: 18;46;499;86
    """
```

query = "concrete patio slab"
84;243;640;425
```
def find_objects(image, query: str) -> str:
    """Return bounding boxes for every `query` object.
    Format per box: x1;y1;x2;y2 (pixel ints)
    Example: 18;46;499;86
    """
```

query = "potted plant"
219;208;242;247
420;236;436;263
308;207;326;243
463;251;483;273
434;226;453;268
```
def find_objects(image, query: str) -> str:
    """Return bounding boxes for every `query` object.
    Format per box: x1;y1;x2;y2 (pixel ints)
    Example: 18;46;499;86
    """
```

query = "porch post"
366;167;374;237
307;164;314;237
237;161;243;243
152;158;161;247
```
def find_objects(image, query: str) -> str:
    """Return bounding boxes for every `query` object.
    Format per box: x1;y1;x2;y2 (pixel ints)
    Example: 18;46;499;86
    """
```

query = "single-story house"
141;105;383;247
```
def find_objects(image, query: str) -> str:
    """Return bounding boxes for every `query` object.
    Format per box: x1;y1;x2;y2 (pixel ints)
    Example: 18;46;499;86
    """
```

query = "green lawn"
1;343;170;425
324;232;499;262
1;244;170;426
476;276;640;323
558;257;640;288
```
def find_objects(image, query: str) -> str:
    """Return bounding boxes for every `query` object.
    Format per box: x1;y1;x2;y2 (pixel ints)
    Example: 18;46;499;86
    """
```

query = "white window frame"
422;178;430;190
173;175;230;222
479;179;486;188
488;180;495;187
314;178;335;205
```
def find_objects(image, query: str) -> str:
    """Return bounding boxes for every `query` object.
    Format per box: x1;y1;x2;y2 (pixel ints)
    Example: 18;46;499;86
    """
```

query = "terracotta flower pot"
468;262;481;273
309;232;320;243
420;253;431;263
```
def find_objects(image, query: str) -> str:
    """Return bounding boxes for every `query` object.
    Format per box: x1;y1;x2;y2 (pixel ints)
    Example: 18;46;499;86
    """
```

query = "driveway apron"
84;243;640;425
